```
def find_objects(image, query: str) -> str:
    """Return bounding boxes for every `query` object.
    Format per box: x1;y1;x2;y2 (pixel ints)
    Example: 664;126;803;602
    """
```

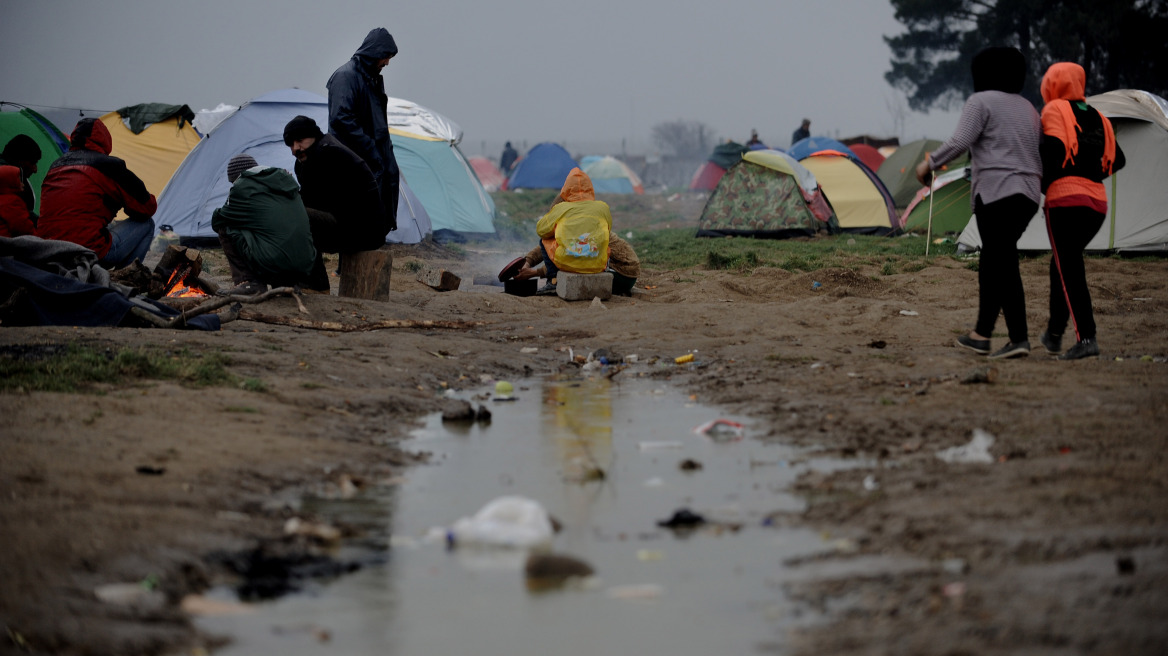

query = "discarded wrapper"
693;418;744;442
674;353;694;364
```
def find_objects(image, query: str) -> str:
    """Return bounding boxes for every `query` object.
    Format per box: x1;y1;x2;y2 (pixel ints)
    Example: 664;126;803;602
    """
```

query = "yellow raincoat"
535;168;611;274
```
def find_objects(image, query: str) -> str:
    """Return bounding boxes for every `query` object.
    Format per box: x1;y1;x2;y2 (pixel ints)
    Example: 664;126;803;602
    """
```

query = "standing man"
284;115;386;290
500;141;519;173
791;118;811;146
37;118;157;269
327;27;399;236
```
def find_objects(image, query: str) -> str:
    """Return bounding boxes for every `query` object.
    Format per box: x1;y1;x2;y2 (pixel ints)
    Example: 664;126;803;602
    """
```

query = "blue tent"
787;136;856;162
155;89;430;245
505;142;578;190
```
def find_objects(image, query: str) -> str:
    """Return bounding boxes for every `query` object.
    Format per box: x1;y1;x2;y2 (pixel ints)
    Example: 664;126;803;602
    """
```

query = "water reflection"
198;374;857;655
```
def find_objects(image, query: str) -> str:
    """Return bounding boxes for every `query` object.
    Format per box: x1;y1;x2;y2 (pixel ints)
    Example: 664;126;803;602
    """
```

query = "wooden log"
338;249;392;301
236;311;484;332
416;266;461;291
154;244;203;279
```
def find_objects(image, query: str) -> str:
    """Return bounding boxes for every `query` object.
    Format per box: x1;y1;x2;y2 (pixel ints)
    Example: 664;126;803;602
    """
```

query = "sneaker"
956;334;990;355
536;282;558;296
988;340;1030;359
217;280;266;296
1059;338;1099;360
1039;331;1063;355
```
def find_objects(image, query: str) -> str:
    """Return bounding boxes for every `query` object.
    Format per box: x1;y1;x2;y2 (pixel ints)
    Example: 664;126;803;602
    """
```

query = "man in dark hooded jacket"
284;115;386;289
327;27;399;235
37;118;157;268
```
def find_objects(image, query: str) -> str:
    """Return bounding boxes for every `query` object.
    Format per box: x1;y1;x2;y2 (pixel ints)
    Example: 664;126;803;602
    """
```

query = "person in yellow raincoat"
517;167;612;295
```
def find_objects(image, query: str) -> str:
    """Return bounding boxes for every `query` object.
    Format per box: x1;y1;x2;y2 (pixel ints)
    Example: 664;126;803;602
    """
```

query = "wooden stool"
338;248;393;301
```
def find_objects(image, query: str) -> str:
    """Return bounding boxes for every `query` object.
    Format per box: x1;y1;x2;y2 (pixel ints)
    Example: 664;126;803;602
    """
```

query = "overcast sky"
1;0;963;157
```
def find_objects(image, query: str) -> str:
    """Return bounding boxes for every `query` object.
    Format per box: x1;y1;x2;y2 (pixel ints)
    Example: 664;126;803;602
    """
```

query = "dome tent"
0;106;69;213
580;155;644;194
155;89;430;245
697;149;837;239
505;142;578;190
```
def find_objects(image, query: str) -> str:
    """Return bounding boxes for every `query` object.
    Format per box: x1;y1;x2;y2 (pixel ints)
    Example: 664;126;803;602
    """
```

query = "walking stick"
925;169;936;257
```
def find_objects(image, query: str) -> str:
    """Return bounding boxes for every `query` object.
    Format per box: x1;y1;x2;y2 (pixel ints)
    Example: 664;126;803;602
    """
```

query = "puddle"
197;374;866;654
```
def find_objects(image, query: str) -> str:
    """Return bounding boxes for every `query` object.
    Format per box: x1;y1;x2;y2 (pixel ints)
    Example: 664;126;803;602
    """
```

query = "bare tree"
651;120;715;159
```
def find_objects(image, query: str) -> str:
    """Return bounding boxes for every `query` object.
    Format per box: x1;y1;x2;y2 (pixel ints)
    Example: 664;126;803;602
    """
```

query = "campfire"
163;264;210;299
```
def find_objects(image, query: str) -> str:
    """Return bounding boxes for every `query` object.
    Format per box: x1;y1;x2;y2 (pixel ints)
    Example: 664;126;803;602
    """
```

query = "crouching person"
211;154;322;295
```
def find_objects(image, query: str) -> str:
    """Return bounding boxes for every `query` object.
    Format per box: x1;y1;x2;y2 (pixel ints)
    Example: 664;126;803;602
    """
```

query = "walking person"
916;47;1042;359
1036;62;1125;360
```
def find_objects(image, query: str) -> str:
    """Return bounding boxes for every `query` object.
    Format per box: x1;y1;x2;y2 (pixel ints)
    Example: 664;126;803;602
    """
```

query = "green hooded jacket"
212;167;316;282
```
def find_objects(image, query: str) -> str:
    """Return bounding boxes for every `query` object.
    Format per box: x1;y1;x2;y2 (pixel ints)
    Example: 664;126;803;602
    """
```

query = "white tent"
155;88;430;245
959;89;1168;253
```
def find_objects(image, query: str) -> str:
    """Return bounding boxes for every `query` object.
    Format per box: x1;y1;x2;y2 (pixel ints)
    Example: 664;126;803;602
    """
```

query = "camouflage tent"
697;150;838;239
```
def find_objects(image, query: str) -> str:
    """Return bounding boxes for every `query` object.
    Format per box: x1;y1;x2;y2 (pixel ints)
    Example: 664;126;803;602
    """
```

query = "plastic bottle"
151;224;180;253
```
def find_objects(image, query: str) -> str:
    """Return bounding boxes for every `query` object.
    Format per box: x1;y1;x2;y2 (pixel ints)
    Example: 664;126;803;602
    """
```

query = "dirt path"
2;241;1166;655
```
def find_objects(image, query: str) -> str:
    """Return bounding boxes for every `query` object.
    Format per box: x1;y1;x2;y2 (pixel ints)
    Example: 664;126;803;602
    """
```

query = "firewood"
338;249;392;301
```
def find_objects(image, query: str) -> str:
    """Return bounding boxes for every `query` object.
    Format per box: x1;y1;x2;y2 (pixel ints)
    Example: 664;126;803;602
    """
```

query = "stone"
556;272;612;301
416;266;461;291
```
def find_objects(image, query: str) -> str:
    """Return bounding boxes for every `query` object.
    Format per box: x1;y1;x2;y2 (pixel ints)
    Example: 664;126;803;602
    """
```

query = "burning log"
152;244;219;304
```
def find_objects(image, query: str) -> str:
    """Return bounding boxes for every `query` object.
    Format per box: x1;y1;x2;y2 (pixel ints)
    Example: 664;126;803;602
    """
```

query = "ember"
164;265;210;299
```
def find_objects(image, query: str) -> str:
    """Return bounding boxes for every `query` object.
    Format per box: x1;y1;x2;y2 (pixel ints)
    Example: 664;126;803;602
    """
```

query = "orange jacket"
1039;62;1119;210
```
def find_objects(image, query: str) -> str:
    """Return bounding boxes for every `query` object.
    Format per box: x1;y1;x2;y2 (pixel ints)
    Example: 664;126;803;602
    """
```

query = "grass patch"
0;344;234;393
403;260;424;273
240;378;268;393
632;229;958;272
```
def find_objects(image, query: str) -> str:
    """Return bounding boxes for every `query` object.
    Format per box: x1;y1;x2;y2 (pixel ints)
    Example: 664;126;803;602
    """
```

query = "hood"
242;167;301;198
69;118;113;155
972;47;1027;94
0;165;23;193
353;27;398;66
1041;62;1086;104
559;168;595;202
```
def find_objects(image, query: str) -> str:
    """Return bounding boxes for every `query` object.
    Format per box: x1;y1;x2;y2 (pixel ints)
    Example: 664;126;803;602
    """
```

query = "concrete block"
417;266;461;291
556;272;612;301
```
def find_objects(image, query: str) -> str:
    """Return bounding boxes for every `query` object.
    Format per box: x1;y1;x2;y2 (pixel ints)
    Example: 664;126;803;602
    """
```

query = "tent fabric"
468;156;505;192
389;130;495;238
689;161;726;191
959;90;1168;253
697;155;838;240
899;166;972;234
505;142;578;190
798;152;898;234
100;105;201;219
848;143;886;173
788;136;856;162
581;155;644;194
707;141;749;169
877;138;970;209
0;108;68;213
155;89;430;245
114;103;196;135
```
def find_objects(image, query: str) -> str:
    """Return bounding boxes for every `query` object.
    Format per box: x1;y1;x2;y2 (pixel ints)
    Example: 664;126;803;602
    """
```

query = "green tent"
697;150;838;239
899;166;972;234
0;108;69;213
878;139;968;210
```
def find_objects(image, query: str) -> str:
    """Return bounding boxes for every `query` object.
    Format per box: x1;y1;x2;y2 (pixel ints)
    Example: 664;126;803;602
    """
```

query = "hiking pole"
925;169;936;257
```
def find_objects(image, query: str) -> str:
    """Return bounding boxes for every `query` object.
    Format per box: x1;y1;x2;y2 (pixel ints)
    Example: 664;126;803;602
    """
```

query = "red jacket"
0;165;35;237
36;118;157;257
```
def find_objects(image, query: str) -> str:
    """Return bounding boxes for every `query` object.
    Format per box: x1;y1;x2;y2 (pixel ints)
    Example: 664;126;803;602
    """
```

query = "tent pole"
925;171;935;257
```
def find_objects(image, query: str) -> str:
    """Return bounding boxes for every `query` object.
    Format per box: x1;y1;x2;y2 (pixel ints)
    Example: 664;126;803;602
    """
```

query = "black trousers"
975;194;1038;343
1045;205;1105;341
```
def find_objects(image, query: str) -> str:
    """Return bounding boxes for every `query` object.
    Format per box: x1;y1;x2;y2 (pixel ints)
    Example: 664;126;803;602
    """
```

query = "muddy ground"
2;197;1167;655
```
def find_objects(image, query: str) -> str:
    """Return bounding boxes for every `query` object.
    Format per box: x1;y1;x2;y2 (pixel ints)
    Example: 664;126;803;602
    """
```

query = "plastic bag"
448;495;554;549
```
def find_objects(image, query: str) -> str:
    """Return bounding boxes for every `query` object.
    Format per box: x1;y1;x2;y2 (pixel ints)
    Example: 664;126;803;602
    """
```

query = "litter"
657;508;706;529
520;347;538;354
936;429;995;464
674;353;695;364
446;495;554;549
693;418;744;442
899;310;919;316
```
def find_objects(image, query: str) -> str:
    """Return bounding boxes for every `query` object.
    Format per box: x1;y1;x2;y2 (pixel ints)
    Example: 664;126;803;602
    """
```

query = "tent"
898;166;972;234
385;96;496;240
504;142;578;190
877;138;969;209
788;136;855;161
0;107;69;213
697;149;838;239
99;104;201;219
580;155;644;194
959;89;1168;253
848;143;886;173
468;156;506;192
155;88;431;245
689;141;749;191
797;151;898;234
